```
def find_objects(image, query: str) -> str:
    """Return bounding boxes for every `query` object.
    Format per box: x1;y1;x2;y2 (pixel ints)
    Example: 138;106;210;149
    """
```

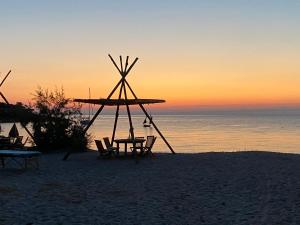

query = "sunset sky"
1;1;300;110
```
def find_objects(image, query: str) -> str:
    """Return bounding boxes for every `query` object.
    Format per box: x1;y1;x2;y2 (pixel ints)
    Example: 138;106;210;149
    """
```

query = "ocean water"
1;113;300;153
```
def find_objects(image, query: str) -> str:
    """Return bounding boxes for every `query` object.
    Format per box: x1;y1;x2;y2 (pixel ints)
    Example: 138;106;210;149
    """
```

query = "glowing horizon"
1;1;300;110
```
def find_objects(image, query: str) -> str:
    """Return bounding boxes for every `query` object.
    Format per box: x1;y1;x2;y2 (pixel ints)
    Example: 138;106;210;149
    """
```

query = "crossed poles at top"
0;70;35;142
0;70;11;104
83;55;138;133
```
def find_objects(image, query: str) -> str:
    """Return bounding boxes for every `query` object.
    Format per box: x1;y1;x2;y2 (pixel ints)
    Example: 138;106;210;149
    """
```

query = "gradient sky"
1;0;300;110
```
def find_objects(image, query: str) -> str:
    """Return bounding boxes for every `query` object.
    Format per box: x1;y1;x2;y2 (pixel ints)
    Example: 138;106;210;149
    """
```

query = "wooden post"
123;81;137;160
111;82;124;144
20;122;36;143
0;70;11;87
124;58;138;77
123;84;135;141
0;70;12;104
124;56;129;73
0;92;9;105
124;80;175;154
119;56;123;73
139;103;175;154
108;54;122;74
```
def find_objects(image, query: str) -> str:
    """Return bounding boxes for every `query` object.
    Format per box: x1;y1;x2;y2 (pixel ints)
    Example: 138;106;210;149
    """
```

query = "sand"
1;151;300;225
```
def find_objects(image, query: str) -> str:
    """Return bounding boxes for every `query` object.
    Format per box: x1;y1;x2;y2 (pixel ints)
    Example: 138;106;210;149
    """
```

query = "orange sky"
2;52;300;109
1;1;300;110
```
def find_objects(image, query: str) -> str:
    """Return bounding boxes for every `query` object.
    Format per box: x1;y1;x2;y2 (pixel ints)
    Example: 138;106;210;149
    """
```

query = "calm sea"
1;111;300;153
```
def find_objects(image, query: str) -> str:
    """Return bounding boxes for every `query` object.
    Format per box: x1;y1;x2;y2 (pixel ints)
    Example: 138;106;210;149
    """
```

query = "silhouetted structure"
63;54;175;160
0;70;11;105
0;70;35;142
8;123;19;138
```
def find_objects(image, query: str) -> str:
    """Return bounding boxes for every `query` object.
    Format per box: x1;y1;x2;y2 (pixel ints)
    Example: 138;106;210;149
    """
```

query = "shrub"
0;102;35;123
31;87;91;152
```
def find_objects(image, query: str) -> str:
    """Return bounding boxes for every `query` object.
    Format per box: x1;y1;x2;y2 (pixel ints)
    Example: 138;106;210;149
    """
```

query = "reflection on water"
1;114;300;153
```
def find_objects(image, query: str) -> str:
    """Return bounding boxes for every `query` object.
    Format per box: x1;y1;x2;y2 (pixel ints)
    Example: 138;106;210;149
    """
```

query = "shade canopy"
74;98;165;106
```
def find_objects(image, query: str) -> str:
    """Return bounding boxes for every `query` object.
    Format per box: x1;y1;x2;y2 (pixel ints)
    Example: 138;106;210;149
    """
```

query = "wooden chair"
103;137;118;152
132;136;144;150
13;136;25;149
131;135;157;156
128;137;144;157
144;136;157;156
95;140;116;159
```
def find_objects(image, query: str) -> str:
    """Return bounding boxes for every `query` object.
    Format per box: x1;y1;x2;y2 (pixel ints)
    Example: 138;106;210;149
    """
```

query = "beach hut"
63;55;175;160
0;70;35;142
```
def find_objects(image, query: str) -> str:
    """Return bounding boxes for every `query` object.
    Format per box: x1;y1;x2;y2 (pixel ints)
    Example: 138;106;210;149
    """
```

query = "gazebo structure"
0;70;35;142
63;54;175;160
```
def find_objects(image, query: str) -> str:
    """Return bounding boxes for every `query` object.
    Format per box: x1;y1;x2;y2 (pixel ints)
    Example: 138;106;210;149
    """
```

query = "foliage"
0;102;35;123
31;87;91;152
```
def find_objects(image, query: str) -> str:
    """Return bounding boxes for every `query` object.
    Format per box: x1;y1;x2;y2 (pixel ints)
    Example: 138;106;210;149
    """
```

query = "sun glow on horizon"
1;1;300;110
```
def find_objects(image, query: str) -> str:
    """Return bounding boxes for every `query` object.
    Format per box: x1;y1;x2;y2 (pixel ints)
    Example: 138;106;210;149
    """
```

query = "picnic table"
0;150;41;169
114;137;145;156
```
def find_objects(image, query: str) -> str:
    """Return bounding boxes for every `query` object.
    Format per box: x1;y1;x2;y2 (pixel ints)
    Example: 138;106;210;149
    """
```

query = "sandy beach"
1;151;300;225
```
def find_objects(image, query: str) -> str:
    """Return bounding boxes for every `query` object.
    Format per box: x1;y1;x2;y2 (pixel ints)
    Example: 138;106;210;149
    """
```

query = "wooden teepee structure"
63;54;175;160
0;70;11;104
0;70;35;142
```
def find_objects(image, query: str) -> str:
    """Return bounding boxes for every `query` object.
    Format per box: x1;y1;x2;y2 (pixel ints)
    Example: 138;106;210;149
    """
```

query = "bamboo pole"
139;104;175;154
124;57;138;77
124;56;129;73
0;70;12;104
123;83;135;141
0;92;9;105
123;80;137;160
119;56;123;73
124;80;175;154
111;82;124;144
0;70;11;87
108;54;122;74
21;122;35;142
